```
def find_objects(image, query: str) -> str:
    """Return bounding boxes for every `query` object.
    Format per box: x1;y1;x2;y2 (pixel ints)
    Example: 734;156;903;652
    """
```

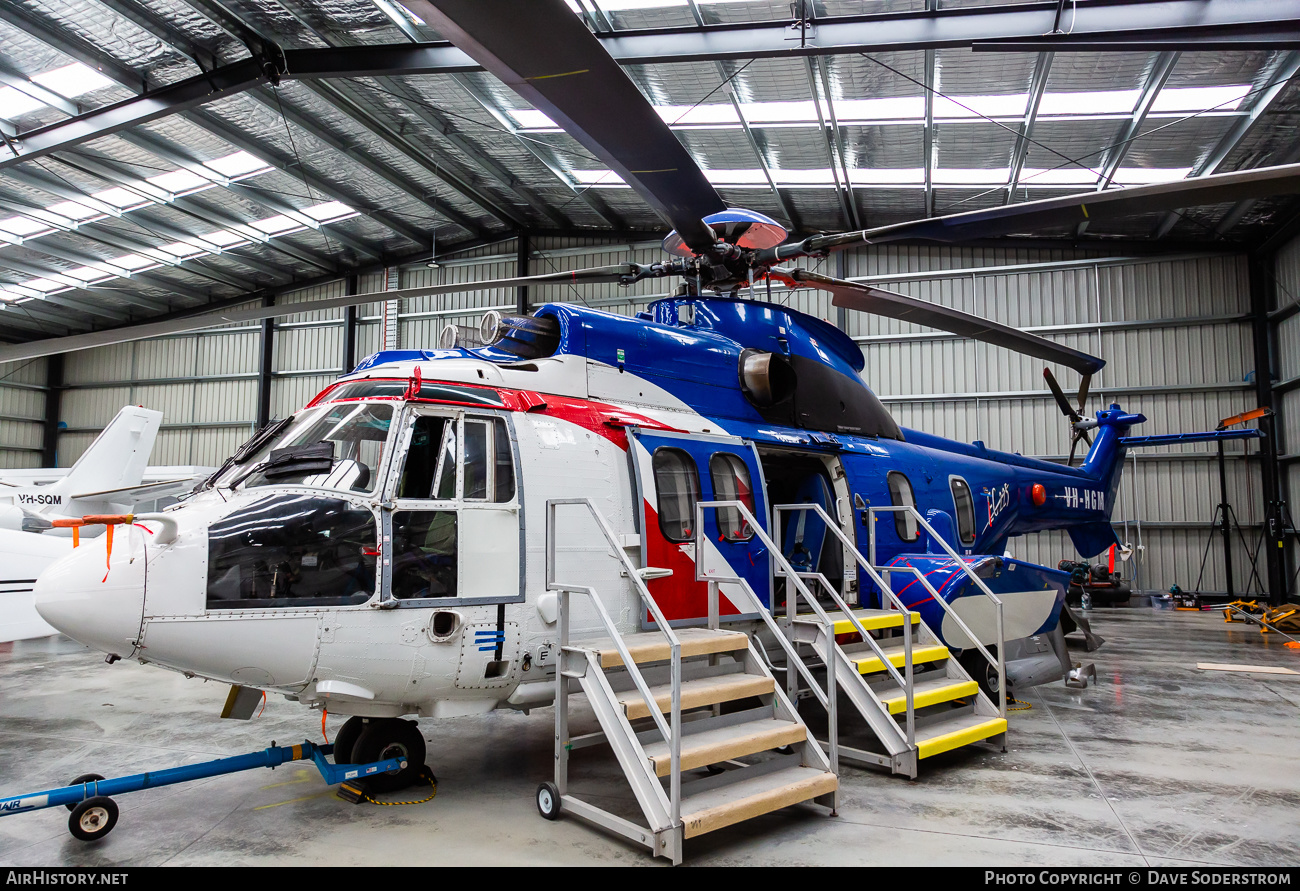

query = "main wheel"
350;719;427;793
960;648;1004;701
64;774;105;811
331;716;366;765
68;796;117;841
536;782;560;820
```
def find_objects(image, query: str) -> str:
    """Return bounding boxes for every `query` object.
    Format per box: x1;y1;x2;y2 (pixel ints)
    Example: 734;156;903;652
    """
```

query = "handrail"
545;498;682;828
771;503;916;747
867;504;1007;718
692;501;838;769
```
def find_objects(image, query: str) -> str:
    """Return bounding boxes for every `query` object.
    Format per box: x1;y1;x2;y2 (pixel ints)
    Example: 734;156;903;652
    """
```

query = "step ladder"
698;501;1009;780
545;499;838;866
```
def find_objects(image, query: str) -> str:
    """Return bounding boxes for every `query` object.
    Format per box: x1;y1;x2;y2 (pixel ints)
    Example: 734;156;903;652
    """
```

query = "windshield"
219;403;395;494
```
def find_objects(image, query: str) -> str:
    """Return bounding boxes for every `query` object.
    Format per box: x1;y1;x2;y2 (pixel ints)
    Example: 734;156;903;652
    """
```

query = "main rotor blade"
407;0;725;253
0;265;641;364
782;268;1105;375
1044;368;1082;422
762;163;1300;261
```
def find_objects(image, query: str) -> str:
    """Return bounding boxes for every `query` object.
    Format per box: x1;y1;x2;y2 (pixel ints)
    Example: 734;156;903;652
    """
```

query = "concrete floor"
1;607;1298;867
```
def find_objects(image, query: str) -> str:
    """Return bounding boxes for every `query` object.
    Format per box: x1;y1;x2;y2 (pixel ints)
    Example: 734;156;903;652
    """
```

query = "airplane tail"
1068;404;1145;557
47;406;163;504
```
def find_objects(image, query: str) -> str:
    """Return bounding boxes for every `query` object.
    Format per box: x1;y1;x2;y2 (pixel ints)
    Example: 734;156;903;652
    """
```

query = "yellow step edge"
829;611;920;635
917;717;1008;759
853;644;950;675
880;680;979;715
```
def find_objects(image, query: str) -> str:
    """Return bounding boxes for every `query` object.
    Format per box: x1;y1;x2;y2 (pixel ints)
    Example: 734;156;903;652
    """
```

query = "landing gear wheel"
536;782;561;820
351;719;427;793
68;796;117;841
65;774;105;811
960;648;1004;701
332;716;366;765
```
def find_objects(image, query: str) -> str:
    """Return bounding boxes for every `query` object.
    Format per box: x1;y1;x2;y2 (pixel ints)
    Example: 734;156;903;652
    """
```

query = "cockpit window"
236;403;393;494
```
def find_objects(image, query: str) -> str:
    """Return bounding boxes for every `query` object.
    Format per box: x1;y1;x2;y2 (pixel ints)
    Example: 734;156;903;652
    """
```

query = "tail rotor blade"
1075;372;1092;416
1068;431;1081;465
1044;368;1081;422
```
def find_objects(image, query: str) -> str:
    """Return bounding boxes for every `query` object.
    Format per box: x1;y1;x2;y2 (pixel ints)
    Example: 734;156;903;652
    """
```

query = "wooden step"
641;717;807;777
619;673;775;721
793;608;920;635
917;714;1008;759
680;765;838;839
577;628;750;669
851;643;950;675
878;678;979;715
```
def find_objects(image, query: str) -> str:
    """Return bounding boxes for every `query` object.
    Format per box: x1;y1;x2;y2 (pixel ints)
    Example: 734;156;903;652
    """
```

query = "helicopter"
19;0;1300;791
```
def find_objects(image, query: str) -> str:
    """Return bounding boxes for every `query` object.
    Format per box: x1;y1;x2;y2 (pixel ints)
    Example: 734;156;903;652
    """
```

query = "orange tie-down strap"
50;514;141;581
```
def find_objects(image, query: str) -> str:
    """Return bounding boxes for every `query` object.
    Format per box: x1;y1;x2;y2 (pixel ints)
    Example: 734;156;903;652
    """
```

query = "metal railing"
771;503;917;747
545;498;683;828
867;504;1007;718
692;500;841;770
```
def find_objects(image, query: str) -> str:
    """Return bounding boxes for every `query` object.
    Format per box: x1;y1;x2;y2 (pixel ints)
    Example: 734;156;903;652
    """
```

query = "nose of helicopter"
34;528;147;659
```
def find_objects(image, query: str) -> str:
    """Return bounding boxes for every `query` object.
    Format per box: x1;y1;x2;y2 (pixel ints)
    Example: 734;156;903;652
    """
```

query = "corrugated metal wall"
1273;233;1300;597
50;237;1266;594
0;357;46;469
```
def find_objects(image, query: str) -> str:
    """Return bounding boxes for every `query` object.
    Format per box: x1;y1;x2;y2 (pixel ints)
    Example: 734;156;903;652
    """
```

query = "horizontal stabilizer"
71;477;198;504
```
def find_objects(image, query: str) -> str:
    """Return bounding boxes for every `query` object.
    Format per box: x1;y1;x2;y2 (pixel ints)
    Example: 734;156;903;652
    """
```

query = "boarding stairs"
703;501;1009;780
545;499;838;866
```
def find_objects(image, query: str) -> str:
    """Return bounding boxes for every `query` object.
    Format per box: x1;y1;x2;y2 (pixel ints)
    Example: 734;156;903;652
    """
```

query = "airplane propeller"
1044;367;1096;464
4;0;1300;375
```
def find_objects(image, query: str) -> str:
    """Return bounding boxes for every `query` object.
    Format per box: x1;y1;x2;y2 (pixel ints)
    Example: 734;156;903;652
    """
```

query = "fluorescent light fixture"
0;86;45;119
30;63;113;99
302;201;355;222
1151;85;1251;113
934;94;1029;119
1039;90;1141;116
204;151;270;178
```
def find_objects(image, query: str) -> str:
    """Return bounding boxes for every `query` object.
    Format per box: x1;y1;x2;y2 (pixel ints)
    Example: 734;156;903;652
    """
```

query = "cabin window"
887;471;919;542
463;420;489;500
391;510;458;599
950;477;976;545
396;415;451;499
493;418;516;502
710;452;755;542
653;448;700;543
238;403;393;494
206;494;377;610
462;416;515;503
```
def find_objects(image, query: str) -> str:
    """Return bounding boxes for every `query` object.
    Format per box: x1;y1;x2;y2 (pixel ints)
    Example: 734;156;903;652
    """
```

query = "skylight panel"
1039;89;1141;116
91;187;149;210
64;266;113;282
1114;167;1191;184
741;101;818;124
586;0;685;9
774;168;837;186
46;200;101;221
30;63;114;99
571;169;625;185
850;168;925;185
158;242;204;259
933;94;1029;119
109;254;155;271
0;216;53;237
934;168;1011;185
703;169;770;185
374;0;425;27
303;201;355;222
509;108;557;129
1020;167;1098;186
25;278;64;292
203;229;246;248
657;104;739;126
836;97;925;121
147;169;209;194
1151;85;1251;113
0;86;46;119
204;151;270;178
251;215;300;234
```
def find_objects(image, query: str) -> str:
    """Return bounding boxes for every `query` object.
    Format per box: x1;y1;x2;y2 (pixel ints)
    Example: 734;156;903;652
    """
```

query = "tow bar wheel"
69;796;118;841
64;774;105;811
536;782;560;820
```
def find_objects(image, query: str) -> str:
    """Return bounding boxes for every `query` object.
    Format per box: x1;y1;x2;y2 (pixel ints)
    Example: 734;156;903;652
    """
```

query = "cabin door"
628;429;771;626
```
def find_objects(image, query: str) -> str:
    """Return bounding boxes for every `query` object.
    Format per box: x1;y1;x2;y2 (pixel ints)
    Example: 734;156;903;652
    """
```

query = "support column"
382;266;400;351
257;295;275;429
516;232;529;316
343;273;358;374
1248;253;1289;604
834;251;848;333
41;353;63;468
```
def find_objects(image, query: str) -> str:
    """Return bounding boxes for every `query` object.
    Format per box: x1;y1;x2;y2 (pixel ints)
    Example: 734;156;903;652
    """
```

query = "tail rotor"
1044;368;1097;465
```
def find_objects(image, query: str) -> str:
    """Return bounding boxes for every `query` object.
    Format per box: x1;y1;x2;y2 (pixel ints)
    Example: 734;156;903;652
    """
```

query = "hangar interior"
0;0;1298;868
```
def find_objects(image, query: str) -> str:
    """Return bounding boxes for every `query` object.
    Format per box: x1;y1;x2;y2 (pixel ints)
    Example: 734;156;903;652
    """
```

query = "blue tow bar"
0;741;406;841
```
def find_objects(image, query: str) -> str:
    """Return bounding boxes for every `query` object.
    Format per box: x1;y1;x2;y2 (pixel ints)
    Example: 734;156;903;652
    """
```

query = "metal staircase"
544;499;838;866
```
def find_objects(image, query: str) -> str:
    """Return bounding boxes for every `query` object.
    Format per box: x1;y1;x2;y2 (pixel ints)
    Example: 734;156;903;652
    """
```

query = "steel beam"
923;47;935;219
0;255;173;312
805;58;853;231
42;352;62;467
1154;50;1300;238
1005;53;1053;204
814;56;859;229
0;62;77;116
1098;52;1180;191
257;294;274;428
718;61;794;229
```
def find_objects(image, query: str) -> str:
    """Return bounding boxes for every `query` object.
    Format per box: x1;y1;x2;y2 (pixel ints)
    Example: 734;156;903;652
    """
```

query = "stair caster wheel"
536;782;561;820
64;774;105;811
68;796;117;842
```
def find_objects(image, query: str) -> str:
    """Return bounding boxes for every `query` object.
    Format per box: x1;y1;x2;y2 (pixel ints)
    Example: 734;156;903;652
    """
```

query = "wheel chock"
336;778;371;804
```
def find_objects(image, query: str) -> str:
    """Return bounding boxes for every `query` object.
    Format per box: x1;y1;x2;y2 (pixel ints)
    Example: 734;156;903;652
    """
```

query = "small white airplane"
0;405;211;642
